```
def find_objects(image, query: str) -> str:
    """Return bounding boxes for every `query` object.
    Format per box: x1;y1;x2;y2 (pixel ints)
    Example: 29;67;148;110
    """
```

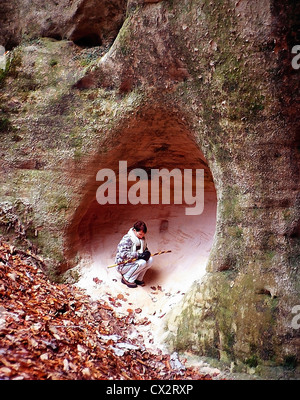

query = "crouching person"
115;221;153;288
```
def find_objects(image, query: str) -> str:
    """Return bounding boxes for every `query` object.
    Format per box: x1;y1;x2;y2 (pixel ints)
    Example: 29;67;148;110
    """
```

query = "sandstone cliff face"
0;0;299;372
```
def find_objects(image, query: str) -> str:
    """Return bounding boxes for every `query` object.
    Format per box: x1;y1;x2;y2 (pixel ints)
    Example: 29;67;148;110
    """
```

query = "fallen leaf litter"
0;241;214;380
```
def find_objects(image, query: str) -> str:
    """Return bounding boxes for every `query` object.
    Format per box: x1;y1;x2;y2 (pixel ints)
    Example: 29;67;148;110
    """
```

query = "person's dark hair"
133;221;147;233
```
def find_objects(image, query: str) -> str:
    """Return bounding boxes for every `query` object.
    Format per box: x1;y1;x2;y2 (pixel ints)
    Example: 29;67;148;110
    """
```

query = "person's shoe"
121;276;137;288
135;279;145;286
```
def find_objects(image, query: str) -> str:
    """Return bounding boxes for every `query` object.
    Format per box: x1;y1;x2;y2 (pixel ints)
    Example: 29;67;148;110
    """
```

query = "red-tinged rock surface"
0;241;213;380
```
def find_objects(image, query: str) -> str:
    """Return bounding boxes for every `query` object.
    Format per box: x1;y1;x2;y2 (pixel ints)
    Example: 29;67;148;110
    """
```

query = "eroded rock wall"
0;0;127;49
0;0;299;370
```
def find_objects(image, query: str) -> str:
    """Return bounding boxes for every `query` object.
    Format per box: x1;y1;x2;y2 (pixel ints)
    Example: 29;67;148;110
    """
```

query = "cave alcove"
68;109;217;293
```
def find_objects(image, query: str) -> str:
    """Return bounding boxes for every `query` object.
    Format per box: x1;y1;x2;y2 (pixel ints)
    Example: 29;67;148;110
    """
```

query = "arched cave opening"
73;33;102;48
67;0;127;49
68;109;217;300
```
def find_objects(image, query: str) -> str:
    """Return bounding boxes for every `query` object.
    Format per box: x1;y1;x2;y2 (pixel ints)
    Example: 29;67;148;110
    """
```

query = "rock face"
0;0;299;372
0;0;127;49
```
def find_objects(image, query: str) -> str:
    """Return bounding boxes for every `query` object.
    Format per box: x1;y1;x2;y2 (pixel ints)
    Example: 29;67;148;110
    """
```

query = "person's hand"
138;250;151;261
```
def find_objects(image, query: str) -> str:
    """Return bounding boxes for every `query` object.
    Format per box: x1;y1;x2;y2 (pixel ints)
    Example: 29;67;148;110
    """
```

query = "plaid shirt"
115;234;139;265
115;233;148;272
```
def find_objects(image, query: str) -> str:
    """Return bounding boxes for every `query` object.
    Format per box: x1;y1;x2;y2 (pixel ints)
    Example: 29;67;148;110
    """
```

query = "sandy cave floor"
74;256;264;380
75;250;207;352
74;201;215;337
